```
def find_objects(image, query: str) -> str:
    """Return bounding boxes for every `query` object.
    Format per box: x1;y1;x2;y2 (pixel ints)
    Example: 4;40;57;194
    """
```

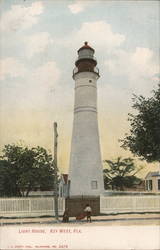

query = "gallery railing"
73;66;99;76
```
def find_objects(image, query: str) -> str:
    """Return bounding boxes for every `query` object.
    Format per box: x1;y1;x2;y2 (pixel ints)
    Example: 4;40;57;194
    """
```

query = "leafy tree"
121;84;160;162
103;157;142;191
0;160;19;197
0;144;55;197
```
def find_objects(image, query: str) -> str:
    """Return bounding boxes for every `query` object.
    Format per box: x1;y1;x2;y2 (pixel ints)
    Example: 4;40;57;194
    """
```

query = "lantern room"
73;42;99;78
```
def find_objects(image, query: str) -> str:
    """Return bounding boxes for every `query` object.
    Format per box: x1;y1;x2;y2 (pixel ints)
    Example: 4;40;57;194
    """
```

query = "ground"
1;213;160;226
0;215;159;250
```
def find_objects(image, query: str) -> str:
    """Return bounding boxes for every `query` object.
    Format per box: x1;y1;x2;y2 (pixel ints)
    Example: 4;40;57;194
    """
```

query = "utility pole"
53;122;59;221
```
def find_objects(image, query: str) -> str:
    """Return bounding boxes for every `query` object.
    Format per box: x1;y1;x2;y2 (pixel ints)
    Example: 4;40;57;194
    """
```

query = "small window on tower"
89;80;92;83
91;181;98;189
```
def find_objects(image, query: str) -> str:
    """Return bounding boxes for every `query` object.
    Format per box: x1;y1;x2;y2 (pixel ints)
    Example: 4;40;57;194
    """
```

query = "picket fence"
0;195;160;217
0;197;65;217
100;195;160;214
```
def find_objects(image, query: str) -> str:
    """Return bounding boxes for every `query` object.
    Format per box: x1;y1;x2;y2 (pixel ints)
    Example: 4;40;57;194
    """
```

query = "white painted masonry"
69;44;104;196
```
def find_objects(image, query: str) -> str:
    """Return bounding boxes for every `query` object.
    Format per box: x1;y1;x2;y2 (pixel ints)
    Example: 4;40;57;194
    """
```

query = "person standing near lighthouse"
68;42;104;197
84;204;92;222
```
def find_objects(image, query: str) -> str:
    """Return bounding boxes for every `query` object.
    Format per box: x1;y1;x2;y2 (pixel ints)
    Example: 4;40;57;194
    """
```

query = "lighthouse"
68;42;104;197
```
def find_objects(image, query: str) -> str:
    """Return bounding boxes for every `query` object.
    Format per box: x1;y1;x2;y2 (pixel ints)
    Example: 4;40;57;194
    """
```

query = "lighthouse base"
65;196;100;217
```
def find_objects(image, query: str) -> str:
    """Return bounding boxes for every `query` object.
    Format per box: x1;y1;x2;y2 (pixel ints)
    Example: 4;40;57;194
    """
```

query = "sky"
0;0;160;177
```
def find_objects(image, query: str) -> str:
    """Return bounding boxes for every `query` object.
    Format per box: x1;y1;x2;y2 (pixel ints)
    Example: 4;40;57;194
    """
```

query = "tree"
0;160;18;197
121;84;160;162
103;157;142;191
0;144;55;197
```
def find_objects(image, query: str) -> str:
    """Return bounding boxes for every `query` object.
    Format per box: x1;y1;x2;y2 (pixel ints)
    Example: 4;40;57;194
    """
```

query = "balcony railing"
73;67;99;76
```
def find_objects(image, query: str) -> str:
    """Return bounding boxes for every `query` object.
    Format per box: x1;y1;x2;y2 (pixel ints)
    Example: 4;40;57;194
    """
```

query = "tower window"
158;179;160;190
148;180;152;190
89;80;92;83
91;181;98;189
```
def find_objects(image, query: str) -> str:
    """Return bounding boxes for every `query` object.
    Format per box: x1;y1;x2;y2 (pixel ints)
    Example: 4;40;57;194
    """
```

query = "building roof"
145;171;160;179
78;42;95;53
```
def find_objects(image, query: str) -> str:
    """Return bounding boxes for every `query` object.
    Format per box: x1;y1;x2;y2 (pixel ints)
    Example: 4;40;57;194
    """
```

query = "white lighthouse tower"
68;42;104;197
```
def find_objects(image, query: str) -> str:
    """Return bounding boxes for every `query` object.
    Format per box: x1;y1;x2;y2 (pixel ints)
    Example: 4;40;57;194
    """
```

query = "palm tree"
103;157;142;191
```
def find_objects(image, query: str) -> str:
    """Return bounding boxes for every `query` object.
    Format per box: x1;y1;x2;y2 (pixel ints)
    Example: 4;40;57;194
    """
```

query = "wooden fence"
100;195;160;214
0;197;65;217
0;195;159;217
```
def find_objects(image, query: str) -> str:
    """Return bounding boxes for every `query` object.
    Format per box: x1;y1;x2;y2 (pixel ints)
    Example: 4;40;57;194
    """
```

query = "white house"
145;171;160;192
59;174;69;198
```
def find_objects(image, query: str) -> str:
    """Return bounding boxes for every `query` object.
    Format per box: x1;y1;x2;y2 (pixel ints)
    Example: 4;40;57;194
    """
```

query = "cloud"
105;47;159;93
68;1;91;14
31;61;60;89
58;21;125;51
0;57;27;80
0;59;61;111
25;32;53;58
131;47;158;78
24;61;61;109
0;1;44;32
